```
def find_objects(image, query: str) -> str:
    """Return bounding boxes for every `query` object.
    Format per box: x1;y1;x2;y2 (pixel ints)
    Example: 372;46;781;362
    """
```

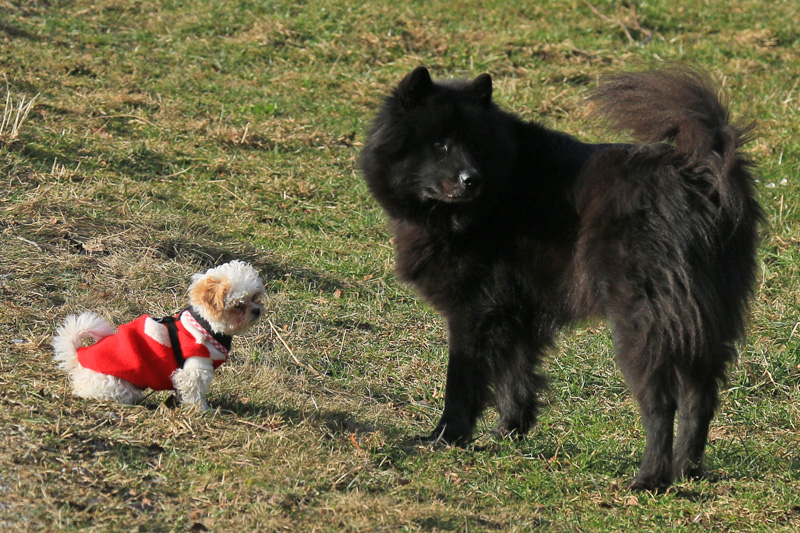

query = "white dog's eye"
433;142;447;153
234;302;246;310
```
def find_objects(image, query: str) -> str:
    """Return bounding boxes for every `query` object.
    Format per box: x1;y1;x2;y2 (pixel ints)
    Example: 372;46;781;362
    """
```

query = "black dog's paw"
412;425;470;446
628;475;672;493
412;429;452;446
490;424;529;440
411;433;443;446
672;463;704;481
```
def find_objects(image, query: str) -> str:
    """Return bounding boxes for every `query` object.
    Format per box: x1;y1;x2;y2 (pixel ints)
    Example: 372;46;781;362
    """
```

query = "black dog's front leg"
419;316;491;445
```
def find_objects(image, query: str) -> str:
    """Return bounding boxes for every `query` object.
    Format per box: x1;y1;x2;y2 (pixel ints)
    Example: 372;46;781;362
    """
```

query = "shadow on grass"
141;392;398;444
0;20;37;40
155;234;349;294
14;195;352;296
212;396;391;438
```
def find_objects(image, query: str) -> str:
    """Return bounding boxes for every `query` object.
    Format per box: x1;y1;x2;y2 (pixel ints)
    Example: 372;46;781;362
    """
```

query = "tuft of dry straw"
1;89;39;141
268;319;325;379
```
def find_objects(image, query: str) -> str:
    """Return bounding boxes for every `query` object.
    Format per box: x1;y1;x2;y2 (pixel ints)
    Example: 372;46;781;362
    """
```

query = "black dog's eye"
433;142;448;153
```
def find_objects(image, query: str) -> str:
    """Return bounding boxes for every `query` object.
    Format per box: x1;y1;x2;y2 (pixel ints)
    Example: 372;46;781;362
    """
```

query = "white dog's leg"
172;357;214;411
71;366;145;404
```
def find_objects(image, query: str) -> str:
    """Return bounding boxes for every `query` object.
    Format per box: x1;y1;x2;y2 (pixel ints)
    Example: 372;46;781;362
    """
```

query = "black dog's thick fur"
360;66;761;491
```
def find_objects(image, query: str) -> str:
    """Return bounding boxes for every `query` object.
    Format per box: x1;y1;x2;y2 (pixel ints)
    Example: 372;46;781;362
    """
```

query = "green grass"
2;0;799;530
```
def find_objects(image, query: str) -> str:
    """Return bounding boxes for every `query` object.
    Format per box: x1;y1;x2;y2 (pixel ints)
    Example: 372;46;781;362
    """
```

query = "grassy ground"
1;0;798;530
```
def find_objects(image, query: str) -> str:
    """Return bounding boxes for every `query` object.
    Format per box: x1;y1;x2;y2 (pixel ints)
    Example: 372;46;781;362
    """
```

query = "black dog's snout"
459;171;482;189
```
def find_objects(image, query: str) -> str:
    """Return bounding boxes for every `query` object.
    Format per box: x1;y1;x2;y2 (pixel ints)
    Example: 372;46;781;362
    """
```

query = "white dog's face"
188;260;266;335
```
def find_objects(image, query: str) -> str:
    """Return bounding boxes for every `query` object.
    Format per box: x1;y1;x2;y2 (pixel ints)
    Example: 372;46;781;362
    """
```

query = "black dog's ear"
470;73;492;106
395;66;434;108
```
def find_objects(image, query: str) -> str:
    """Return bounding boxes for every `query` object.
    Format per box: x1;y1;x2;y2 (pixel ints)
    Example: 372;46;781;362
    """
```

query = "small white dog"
53;260;265;410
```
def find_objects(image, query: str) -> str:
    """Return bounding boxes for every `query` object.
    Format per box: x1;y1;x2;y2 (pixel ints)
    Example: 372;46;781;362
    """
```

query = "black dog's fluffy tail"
590;67;750;162
590;67;753;211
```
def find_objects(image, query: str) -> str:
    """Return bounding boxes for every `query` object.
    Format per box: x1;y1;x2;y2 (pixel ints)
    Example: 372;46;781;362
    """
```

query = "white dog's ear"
189;275;230;321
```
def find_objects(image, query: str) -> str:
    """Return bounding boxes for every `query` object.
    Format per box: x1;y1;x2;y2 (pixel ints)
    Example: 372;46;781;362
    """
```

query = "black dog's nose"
459;171;482;189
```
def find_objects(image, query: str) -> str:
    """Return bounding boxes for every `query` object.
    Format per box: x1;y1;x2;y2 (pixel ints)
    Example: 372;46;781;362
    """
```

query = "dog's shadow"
46;212;351;297
155;232;349;295
208;396;391;439
151;393;764;501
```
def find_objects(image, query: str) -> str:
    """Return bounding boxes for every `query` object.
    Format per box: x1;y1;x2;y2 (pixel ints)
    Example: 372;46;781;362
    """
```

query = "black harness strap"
186;307;233;354
155;314;185;368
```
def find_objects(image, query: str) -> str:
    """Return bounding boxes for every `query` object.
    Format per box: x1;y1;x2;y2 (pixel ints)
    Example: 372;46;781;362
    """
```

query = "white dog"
53;260;265;410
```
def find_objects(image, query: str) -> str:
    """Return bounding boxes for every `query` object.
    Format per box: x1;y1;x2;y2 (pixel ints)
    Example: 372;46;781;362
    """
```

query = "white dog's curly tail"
52;312;115;371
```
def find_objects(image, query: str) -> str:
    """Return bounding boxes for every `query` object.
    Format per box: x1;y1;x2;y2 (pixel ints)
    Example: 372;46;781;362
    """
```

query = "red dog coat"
77;313;227;391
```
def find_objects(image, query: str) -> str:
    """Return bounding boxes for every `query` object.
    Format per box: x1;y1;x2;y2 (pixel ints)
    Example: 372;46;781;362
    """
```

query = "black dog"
360;66;761;491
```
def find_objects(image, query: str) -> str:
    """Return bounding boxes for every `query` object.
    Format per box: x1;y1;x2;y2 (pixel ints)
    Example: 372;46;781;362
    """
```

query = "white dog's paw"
177;396;211;412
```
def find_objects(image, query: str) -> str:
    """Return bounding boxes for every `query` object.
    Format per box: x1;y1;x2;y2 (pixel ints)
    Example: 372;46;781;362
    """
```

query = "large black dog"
360;66;761;490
